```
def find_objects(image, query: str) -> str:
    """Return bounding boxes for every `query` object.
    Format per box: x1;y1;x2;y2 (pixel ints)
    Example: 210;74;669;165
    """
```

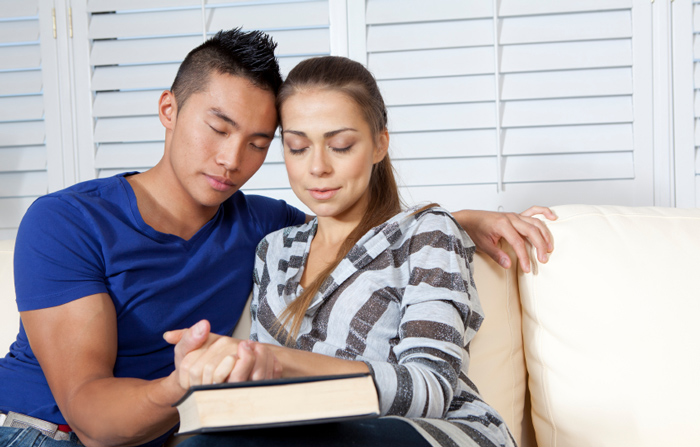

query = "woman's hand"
453;206;557;273
165;324;282;389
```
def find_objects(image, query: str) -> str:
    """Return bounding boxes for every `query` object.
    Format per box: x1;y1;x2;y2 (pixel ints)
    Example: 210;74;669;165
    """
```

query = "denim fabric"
176;418;432;447
0;427;82;446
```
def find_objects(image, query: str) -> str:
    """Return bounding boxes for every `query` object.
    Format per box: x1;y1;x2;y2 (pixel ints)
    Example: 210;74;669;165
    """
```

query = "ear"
158;90;177;130
373;129;390;164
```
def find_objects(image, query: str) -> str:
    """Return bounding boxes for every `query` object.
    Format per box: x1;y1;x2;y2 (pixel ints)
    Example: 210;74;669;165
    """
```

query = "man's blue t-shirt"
0;173;304;444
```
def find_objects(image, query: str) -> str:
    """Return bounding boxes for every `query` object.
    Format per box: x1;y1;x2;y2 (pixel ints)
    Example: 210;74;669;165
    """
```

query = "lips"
206;174;235;192
308;188;339;200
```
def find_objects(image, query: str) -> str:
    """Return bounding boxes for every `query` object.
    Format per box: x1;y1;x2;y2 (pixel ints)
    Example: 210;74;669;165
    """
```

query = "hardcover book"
175;373;380;434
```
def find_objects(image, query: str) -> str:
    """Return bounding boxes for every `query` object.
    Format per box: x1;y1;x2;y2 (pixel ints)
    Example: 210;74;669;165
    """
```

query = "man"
0;28;553;447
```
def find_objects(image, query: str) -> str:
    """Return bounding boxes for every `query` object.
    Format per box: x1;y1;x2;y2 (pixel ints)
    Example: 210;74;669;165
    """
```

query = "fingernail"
499;257;509;268
241;341;252;351
193;321;205;337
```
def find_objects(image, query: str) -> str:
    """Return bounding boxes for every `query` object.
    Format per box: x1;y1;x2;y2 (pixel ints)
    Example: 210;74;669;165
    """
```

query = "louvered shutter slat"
379;76;495;106
0;71;42;95
0;0;38;18
501;68;632;100
0;45;41;70
367;19;493;53
0;146;46;171
0;96;44;122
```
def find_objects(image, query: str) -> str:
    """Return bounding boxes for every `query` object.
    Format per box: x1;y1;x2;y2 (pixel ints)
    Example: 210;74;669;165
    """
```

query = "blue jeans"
0;427;82;446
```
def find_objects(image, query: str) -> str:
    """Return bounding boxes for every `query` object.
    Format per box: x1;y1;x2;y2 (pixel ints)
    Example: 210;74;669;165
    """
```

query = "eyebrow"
283;128;357;139
210;108;275;139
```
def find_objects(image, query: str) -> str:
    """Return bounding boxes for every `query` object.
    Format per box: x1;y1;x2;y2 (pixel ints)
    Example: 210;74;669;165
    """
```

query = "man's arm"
452;206;557;273
21;294;207;447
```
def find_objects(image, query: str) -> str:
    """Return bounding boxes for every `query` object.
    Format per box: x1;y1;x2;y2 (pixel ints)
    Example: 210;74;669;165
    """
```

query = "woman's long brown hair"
275;56;403;343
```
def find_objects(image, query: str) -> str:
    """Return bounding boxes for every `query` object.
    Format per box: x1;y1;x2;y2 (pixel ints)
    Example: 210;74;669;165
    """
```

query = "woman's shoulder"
400;205;474;246
257;219;317;257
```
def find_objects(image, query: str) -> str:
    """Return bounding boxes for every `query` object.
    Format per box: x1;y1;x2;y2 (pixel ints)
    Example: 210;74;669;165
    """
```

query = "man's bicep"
21;293;118;410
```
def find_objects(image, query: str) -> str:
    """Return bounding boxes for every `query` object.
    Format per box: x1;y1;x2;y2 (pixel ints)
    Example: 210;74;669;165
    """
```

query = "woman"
177;56;519;446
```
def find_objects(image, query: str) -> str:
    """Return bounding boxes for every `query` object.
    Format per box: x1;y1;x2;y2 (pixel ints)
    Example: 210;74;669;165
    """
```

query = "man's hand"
453;206;557;273
164;324;281;388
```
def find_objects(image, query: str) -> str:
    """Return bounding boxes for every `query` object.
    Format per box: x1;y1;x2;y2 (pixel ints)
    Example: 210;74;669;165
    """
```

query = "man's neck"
126;167;218;241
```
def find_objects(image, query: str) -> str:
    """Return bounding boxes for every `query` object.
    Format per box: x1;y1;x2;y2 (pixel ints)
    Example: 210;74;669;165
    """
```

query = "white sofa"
2;204;699;447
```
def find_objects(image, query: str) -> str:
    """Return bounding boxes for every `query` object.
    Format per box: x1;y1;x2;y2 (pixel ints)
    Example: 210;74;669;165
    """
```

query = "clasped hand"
164;320;282;390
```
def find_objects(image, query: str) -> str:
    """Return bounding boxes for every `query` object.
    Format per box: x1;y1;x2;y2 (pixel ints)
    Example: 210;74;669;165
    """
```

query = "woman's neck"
300;203;367;288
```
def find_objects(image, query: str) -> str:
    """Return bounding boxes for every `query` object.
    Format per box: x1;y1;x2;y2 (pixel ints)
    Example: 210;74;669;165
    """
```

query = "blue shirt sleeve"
14;196;107;311
245;195;306;237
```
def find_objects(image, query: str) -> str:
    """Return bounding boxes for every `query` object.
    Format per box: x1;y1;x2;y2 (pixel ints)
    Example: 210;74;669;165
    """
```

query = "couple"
0;28;553;447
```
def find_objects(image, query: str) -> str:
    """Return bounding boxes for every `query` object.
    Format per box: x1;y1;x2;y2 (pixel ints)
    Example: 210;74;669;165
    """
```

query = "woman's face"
280;88;387;223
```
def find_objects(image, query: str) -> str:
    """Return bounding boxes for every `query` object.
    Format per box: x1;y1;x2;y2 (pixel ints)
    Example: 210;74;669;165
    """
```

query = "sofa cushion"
470;248;535;447
519;205;700;447
0;239;17;354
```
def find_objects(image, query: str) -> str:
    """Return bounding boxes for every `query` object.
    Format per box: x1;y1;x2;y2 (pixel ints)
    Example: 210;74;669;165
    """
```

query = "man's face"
162;72;278;212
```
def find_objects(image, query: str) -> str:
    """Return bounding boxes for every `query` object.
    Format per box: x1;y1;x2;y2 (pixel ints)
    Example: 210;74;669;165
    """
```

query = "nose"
309;148;331;177
215;138;245;172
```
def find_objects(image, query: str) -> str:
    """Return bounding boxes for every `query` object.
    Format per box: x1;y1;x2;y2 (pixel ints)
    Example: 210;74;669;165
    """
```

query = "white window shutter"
360;0;653;212
0;0;51;239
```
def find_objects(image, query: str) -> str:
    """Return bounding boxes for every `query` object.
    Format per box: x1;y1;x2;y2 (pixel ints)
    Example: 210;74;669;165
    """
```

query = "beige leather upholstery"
519;205;700;447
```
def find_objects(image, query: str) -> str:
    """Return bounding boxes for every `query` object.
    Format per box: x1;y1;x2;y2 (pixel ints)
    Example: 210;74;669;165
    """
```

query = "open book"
175;373;380;434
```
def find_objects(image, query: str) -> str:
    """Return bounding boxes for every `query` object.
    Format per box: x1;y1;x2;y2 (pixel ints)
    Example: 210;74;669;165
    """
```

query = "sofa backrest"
0;239;18;354
519;205;700;447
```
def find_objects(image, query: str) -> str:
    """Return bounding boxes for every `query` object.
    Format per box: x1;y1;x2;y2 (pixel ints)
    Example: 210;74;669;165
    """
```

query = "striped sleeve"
365;210;482;419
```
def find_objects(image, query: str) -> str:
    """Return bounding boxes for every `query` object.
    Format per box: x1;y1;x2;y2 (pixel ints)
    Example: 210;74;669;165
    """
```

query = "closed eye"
250;143;269;151
209;125;226;136
331;145;352;153
288;147;308;155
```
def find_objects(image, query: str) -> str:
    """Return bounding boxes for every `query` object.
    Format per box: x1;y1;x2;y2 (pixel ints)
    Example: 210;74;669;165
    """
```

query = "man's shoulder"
225;192;305;232
20;173;134;237
36;173;130;207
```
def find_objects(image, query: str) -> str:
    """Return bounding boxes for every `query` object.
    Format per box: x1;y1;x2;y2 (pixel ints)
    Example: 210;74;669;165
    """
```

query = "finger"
528;216;554;253
492;222;530;273
179;348;206;389
174;320;210;365
212;355;237;384
264;347;276;380
481;242;513;270
510;217;552;264
273;357;283;379
227;342;255;383
201;361;216;386
249;342;274;381
521;206;557;221
163;328;187;345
